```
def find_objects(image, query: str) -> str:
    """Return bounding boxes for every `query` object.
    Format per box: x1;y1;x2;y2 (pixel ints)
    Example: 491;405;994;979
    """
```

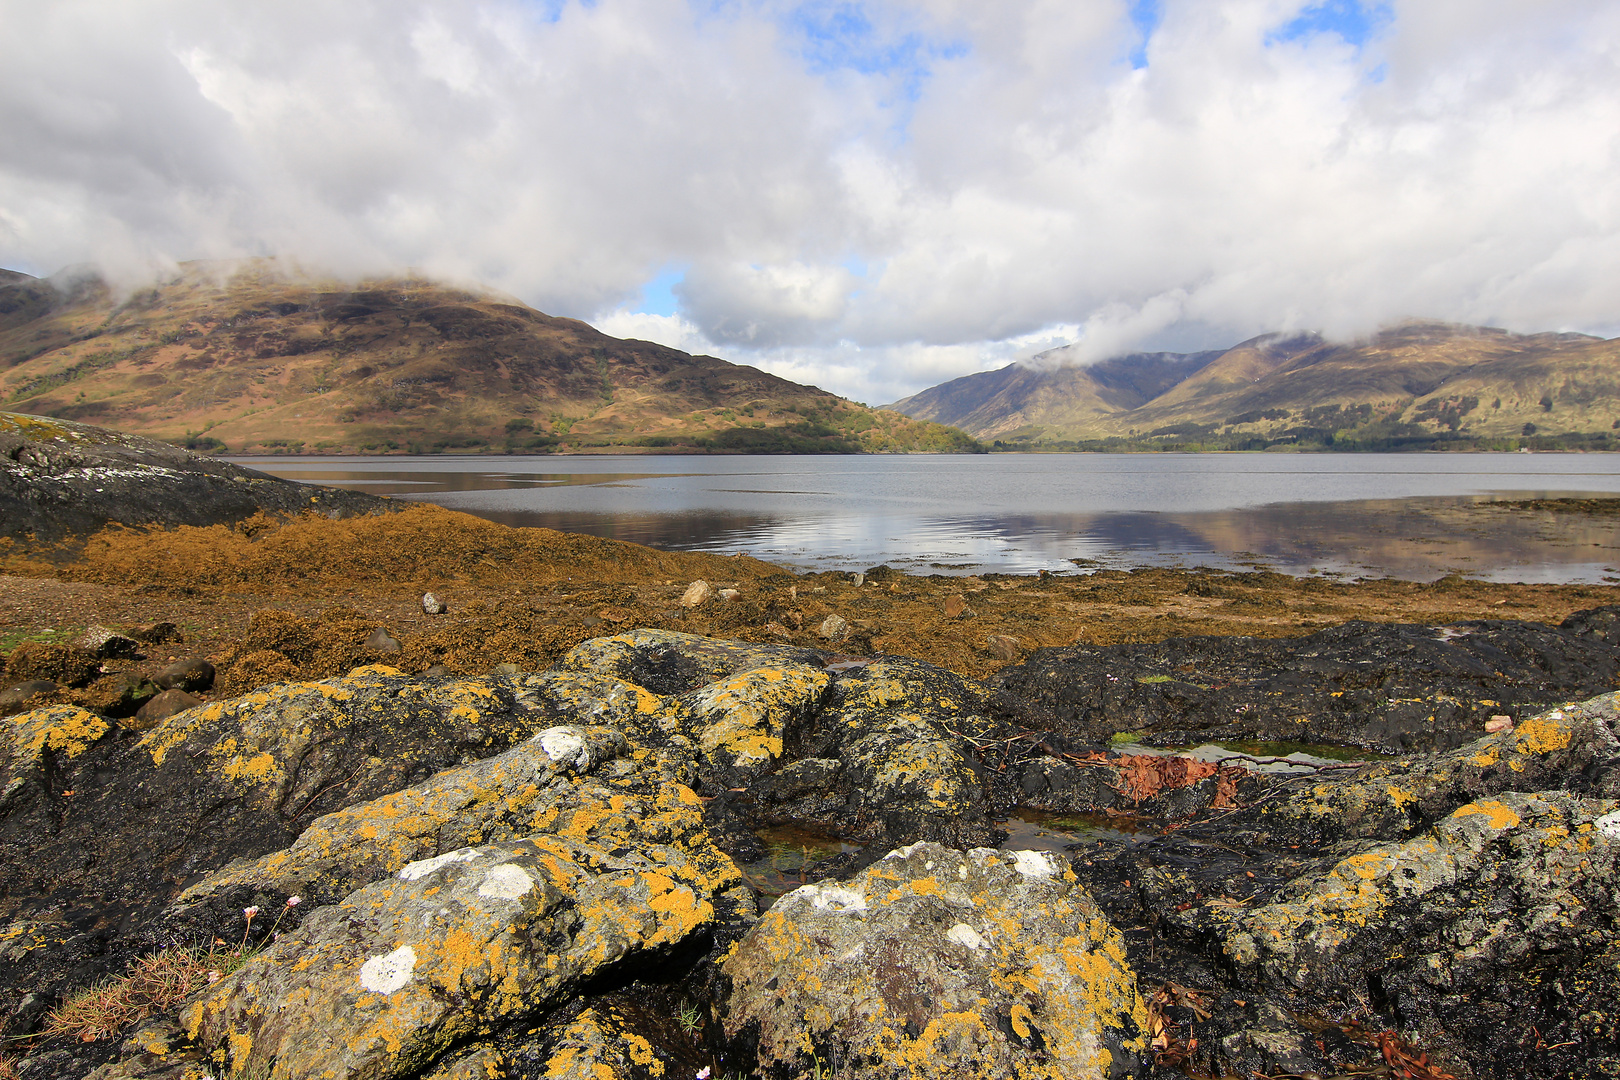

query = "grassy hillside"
889;322;1620;451
0;260;982;455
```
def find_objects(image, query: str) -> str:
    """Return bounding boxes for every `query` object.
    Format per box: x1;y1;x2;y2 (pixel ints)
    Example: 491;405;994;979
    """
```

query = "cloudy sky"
2;1;1617;403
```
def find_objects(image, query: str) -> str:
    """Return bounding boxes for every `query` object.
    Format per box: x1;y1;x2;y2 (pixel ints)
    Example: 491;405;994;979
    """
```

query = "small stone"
681;580;713;608
76;625;143;660
420;665;451;678
422;592;446;615
944;594;967;618
490;662;520;676
0;680;57;716
126;622;183;645
1485;715;1514;733
718;588;741;601
986;634;1022;661
364;628;402;654
129;688;204;731
818;614;849;640
154;657;216;692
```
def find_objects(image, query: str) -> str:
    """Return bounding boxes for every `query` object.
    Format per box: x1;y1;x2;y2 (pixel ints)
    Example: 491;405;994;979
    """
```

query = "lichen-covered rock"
1063;693;1620;1080
723;841;1150;1080
797;657;1001;849
556;629;824;696
176;723;697;906
1208;790;1620;1077
1252;690;1620;844
536;1006;672;1079
184;823;743;1080
676;663;831;787
0;669;560;1044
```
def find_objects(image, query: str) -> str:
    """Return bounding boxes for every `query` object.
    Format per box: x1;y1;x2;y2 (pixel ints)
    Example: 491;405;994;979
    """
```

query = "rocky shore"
3;616;1618;1079
4;417;1620;1078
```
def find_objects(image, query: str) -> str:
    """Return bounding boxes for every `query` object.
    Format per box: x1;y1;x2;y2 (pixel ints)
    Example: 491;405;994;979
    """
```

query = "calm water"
235;453;1620;582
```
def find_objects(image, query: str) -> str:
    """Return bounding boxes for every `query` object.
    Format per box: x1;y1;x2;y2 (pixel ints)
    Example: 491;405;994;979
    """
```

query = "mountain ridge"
0;259;982;455
888;321;1620;449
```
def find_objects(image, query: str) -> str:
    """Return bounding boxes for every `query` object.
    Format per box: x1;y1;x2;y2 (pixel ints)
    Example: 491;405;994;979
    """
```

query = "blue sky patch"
635;265;687;317
1267;1;1392;49
780;2;967;103
1128;0;1162;69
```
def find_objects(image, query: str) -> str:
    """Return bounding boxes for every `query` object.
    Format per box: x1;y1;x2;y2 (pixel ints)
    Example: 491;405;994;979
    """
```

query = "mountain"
0;260;981;455
887;322;1620;449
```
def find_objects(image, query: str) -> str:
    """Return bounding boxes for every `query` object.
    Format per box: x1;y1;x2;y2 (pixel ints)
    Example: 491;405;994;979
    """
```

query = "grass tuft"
39;945;244;1044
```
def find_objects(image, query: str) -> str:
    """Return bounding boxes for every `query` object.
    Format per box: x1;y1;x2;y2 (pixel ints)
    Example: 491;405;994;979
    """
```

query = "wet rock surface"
995;607;1620;752
3;624;1619;1079
0;411;396;542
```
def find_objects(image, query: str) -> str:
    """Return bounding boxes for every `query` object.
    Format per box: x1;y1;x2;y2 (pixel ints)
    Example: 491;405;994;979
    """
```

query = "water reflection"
235;454;1620;582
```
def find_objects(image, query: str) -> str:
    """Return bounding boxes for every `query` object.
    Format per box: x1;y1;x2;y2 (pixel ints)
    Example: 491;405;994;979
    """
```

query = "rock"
723;841;1150;1080
2;641;100;688
1058;692;1620;1080
489;661;520;676
78;672;159;718
0;680;56;717
0;411;399;543
677;663;832;788
1486;714;1513;733
177;722;681;905
183;821;746;1079
985;633;1021;661
0;667;562;1032
1207;790;1620;1077
718;587;741;601
420;591;446;615
681;579;713;608
817;613;849;640
995;608;1620;752
943;594;967;618
75;625;143;660
152;657;214;693
363;627;402;653
125;622;182;645
128;689;203;731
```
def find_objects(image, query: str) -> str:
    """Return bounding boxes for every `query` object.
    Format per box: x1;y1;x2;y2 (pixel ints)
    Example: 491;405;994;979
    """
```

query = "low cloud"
3;0;1617;399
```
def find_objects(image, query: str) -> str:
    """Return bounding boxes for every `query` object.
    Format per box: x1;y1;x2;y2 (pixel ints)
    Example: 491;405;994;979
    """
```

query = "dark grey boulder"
152;658;213;692
129;688;204;730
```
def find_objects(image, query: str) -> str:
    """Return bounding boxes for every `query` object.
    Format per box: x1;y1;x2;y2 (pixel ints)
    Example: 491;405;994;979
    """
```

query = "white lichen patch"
359;945;417;994
1597;809;1620;839
478;863;534;900
781;883;867;913
1010;850;1058;879
398;849;482;881
535;726;589;770
945;923;985;950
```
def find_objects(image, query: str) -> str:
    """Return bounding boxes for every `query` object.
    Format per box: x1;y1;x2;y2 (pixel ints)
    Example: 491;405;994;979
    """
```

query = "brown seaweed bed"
3;503;1618;704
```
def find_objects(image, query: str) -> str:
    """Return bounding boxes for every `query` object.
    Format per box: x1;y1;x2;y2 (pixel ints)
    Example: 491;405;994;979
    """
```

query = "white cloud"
2;0;1618;399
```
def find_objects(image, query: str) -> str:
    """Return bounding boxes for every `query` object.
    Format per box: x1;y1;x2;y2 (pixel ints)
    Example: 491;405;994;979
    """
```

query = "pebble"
421;592;446;615
681;580;713;608
818;614;850;640
364;628;402;654
985;634;1022;661
718;588;741;602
